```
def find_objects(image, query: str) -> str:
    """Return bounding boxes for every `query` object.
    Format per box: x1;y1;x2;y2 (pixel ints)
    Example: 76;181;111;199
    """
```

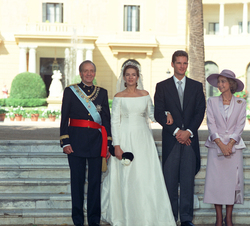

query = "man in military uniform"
60;60;112;226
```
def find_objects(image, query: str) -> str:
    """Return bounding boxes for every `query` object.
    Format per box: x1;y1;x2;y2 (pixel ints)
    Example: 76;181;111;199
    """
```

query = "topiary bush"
6;72;47;107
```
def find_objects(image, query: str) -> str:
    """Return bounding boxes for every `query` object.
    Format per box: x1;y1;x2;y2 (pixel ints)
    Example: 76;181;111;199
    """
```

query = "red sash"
69;119;107;157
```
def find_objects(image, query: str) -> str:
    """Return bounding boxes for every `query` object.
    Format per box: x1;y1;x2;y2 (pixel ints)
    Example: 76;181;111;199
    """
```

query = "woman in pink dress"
204;69;246;226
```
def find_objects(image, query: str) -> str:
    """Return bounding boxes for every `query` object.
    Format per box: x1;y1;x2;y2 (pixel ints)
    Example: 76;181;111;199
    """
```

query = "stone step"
193;208;250;225
0;208;72;225
194;178;250;194
0;165;70;179
0;152;67;165
156;141;250;154
200;152;250;166
0;140;61;153
0;193;71;209
195;165;250;179
197;193;250;209
0;178;70;194
0;207;249;225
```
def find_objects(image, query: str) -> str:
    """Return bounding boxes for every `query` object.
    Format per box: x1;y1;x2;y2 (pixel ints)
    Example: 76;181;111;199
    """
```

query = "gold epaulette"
108;136;112;141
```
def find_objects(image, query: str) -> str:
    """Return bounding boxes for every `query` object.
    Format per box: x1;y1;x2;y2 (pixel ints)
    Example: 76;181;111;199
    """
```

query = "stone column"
219;3;224;35
85;47;95;61
76;48;84;71
28;46;37;73
242;2;248;34
19;46;27;73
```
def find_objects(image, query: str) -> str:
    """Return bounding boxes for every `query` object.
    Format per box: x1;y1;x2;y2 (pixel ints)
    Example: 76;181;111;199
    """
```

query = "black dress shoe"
181;221;195;226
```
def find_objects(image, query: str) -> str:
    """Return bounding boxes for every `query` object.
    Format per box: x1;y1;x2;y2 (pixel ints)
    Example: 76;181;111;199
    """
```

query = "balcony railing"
20;23;86;35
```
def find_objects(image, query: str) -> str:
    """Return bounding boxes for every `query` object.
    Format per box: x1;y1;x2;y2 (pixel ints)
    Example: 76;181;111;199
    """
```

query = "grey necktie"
177;81;183;109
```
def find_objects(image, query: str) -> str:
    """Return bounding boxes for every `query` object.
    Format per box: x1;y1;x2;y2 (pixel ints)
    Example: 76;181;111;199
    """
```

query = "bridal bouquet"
121;152;134;166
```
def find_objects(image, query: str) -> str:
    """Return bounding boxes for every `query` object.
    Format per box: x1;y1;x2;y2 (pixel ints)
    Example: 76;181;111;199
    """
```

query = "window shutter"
42;3;46;22
59;3;63;23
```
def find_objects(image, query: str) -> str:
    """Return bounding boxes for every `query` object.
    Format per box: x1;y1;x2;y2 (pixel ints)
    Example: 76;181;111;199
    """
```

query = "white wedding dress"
101;95;176;226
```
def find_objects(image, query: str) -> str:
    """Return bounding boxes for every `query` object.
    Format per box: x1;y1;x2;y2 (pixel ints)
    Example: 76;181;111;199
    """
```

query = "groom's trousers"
163;142;196;222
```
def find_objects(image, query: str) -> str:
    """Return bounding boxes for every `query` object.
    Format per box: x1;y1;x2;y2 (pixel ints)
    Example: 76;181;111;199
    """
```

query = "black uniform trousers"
68;154;102;225
163;142;196;222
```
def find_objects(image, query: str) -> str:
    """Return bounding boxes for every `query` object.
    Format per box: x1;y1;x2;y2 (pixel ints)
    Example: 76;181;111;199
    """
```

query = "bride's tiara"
121;61;141;73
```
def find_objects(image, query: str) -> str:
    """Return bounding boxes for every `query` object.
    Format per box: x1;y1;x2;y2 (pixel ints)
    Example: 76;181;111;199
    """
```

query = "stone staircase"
0;139;249;225
0;140;72;225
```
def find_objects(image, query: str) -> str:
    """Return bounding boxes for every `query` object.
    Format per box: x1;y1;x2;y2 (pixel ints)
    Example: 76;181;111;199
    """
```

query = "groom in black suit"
154;50;205;226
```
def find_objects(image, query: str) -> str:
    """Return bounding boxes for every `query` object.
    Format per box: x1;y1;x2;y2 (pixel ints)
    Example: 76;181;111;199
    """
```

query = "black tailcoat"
154;76;206;174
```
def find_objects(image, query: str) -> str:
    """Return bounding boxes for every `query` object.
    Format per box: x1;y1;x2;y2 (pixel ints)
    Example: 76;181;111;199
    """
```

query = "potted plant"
8;112;15;121
47;109;57;121
30;108;39;121
0;108;8;122
13;106;25;121
234;90;248;100
40;109;48;121
22;112;27;121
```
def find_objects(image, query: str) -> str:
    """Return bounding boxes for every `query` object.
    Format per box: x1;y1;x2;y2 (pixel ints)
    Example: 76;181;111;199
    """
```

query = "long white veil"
116;61;144;93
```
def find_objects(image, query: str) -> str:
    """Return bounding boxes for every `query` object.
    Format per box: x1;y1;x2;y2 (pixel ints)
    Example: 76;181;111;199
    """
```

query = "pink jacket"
205;95;246;153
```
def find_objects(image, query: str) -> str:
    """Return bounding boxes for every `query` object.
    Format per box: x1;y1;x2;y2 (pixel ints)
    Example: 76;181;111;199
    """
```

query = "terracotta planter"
22;117;26;121
0;113;6;122
15;114;22;121
31;114;39;121
41;118;46;122
248;118;250;124
10;117;15;121
48;115;56;121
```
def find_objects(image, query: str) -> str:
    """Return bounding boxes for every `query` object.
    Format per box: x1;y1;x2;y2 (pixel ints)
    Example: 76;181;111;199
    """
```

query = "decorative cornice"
108;41;157;56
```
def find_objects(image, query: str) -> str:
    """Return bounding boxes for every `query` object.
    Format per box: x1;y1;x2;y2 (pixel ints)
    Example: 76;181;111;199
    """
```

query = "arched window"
205;61;219;98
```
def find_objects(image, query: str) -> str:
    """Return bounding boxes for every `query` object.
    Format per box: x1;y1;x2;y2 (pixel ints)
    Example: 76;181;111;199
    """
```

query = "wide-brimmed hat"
207;69;244;92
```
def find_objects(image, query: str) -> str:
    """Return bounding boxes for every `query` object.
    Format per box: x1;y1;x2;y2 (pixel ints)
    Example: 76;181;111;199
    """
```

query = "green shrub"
108;99;113;109
8;72;47;107
0;99;6;106
5;98;47;107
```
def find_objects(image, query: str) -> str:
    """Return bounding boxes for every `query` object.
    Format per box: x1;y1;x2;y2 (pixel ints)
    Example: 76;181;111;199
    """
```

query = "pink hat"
207;69;244;92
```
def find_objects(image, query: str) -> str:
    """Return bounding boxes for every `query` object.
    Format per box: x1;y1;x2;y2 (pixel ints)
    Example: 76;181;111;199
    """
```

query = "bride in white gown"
101;61;176;226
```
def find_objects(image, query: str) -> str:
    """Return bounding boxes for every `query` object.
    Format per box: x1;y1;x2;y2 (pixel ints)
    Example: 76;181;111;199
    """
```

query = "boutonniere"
121;152;134;166
96;104;102;112
237;100;242;104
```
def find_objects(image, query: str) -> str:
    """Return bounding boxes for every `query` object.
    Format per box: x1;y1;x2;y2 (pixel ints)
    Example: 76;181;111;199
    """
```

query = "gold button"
88;119;90;121
88;126;90;128
88;90;90;92
88;113;90;116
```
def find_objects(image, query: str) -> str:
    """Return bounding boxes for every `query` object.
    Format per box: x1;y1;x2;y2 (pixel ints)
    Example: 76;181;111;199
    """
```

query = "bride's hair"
123;64;140;77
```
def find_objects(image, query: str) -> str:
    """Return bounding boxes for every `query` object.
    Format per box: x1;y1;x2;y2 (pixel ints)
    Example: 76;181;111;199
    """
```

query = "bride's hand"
166;113;173;125
114;145;123;160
